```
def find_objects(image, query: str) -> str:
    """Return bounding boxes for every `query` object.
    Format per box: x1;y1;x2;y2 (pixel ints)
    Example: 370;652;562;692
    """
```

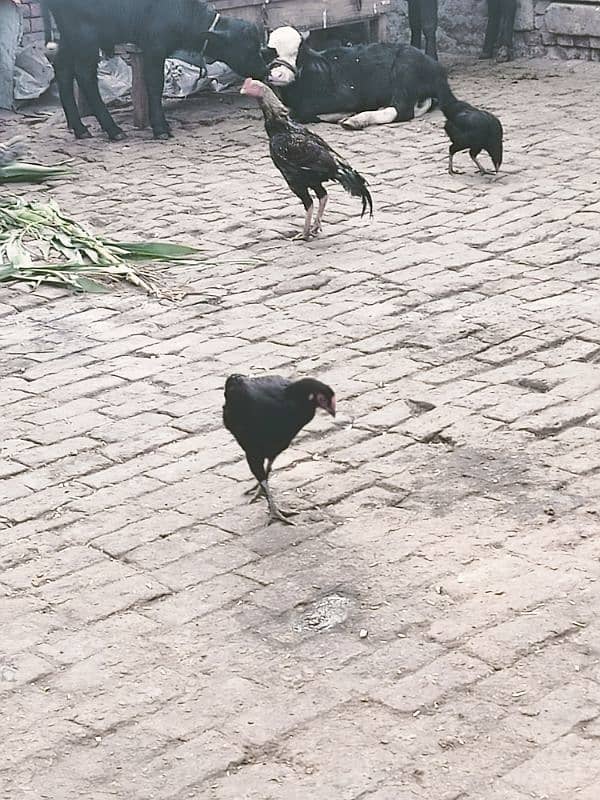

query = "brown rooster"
241;78;373;240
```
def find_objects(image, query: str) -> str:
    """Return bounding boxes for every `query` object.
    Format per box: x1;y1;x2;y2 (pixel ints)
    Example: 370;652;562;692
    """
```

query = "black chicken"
223;374;336;525
241;78;373;240
441;93;503;176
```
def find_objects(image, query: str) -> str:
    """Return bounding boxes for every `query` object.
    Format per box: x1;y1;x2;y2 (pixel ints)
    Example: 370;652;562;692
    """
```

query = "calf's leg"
74;57;126;141
142;52;171;139
317;113;349;123
341;107;399;129
53;48;91;139
414;97;433;117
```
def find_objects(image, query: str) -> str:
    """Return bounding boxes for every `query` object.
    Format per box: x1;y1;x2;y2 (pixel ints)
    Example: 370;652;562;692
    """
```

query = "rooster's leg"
290;207;313;241
289;189;314;241
301;204;314;240
312;188;328;234
262;480;297;526
291;203;313;242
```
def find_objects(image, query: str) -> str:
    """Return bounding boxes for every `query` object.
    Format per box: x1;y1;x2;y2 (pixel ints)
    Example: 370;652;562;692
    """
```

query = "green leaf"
0;162;73;183
104;241;200;259
0;197;217;296
71;276;111;293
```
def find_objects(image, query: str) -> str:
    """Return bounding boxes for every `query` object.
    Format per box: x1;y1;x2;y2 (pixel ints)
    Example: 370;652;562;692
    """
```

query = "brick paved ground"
1;56;600;800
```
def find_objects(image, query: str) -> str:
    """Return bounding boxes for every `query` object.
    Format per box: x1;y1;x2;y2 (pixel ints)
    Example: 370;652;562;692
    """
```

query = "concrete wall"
386;0;600;60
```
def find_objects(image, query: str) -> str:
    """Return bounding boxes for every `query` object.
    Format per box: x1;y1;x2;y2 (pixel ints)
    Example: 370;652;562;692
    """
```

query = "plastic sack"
163;58;212;98
206;60;240;92
13;44;53;101
164;57;241;97
97;56;132;104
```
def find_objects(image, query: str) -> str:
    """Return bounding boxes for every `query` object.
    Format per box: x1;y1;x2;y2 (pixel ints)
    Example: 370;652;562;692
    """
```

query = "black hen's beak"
316;393;336;417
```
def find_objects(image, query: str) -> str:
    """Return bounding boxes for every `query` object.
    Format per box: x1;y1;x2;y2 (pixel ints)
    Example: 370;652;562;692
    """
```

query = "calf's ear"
261;46;278;62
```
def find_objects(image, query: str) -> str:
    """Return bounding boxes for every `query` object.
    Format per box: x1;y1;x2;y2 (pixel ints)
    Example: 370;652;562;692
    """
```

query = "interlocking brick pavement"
1;57;600;799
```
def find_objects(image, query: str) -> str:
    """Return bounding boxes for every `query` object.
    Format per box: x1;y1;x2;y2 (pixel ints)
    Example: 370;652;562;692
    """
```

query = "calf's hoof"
340;118;365;130
479;50;493;60
153;128;173;140
74;127;92;140
108;129;127;142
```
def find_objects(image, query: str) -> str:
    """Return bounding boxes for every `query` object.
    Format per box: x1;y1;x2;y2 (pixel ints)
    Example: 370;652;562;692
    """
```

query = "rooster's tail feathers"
335;164;373;218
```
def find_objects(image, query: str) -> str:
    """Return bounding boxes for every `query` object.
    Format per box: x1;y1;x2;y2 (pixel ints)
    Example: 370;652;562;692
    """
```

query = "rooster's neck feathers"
256;86;292;134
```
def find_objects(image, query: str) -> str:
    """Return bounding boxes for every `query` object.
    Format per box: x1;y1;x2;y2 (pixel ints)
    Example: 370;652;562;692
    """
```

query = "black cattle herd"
39;0;508;524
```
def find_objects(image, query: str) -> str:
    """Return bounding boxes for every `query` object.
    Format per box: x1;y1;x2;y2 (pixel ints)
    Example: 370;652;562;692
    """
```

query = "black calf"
42;0;266;141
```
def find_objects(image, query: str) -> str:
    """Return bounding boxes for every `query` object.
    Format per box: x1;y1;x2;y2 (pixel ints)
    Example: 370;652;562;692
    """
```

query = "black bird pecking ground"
439;88;503;176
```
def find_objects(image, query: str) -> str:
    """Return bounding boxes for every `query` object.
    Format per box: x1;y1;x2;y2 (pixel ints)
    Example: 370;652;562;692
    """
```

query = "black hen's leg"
246;455;296;525
263;482;297;525
448;144;462;175
244;454;266;499
312;186;328;234
244;459;272;500
470;148;494;175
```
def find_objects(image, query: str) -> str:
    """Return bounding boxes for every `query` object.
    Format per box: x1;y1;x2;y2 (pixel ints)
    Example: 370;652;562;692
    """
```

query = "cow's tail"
42;3;58;56
435;71;460;117
335;164;374;219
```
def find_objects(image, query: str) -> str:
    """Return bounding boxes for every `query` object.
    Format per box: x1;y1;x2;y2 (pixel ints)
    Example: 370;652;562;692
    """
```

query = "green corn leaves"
0;162;73;183
0;198;202;296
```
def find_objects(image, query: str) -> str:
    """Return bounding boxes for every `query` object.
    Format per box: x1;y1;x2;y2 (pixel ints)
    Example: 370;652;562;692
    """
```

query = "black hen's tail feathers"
334;164;373;219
